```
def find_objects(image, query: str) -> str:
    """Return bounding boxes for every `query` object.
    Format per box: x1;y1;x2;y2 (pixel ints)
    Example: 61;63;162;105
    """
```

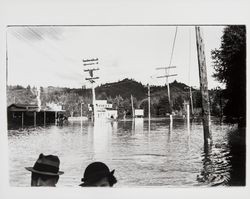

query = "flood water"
8;118;245;187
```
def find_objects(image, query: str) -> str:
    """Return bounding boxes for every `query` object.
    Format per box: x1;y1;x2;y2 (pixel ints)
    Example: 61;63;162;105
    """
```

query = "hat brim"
79;182;86;187
25;167;64;176
79;169;115;186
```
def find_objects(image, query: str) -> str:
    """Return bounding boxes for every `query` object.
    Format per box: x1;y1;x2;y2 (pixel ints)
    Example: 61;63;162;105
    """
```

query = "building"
91;100;118;119
134;109;144;118
7;103;65;129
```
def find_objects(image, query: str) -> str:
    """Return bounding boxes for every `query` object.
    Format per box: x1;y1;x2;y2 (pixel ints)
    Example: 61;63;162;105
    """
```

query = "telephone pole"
147;84;151;121
156;66;177;113
185;86;194;115
195;26;212;145
83;58;99;120
189;86;194;115
131;95;135;118
156;66;177;130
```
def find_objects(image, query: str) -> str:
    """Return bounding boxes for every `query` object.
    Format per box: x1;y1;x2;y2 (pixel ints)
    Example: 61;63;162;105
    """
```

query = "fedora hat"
25;153;64;176
79;162;116;186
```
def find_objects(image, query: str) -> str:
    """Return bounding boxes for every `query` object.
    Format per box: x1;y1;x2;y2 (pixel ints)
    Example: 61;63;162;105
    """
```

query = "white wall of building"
93;100;118;119
135;109;144;117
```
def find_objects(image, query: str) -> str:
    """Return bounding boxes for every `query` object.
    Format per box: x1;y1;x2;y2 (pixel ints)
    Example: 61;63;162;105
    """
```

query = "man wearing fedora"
79;162;117;187
25;153;64;187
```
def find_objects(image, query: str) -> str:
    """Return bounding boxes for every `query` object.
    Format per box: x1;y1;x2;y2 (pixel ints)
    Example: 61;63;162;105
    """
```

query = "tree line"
212;25;246;126
7;78;225;119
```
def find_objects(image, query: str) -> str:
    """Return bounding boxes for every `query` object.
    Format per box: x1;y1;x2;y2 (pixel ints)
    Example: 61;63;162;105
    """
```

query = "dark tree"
209;87;227;118
211;25;246;126
193;91;202;108
173;95;184;111
26;85;31;90
157;97;171;116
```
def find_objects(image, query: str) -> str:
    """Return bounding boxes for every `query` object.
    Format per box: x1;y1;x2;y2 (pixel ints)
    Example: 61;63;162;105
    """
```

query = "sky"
7;25;225;89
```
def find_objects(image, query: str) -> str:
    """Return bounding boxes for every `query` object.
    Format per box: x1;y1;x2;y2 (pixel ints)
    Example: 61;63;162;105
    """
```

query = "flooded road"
8;118;244;187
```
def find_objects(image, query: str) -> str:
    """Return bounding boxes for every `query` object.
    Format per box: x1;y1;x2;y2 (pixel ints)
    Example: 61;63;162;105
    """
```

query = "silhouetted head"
25;153;64;186
79;162;117;187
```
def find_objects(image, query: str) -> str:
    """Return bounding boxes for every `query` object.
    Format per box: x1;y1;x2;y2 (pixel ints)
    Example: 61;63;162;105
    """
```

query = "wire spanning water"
8;118;242;187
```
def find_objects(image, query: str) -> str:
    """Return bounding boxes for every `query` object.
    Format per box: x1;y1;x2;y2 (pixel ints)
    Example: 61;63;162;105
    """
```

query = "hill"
96;78;147;100
7;78;215;118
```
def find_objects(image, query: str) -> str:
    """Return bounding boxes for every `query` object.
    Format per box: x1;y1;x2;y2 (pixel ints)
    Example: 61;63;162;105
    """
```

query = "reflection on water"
197;143;231;186
8;118;245;187
93;120;112;160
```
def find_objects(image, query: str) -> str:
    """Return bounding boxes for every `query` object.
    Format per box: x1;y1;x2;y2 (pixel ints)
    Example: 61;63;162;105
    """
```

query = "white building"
135;109;144;118
92;100;118;119
46;102;63;111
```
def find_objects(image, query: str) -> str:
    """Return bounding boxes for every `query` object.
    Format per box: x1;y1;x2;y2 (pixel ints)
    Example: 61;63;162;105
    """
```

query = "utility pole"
195;26;212;145
156;26;178;129
21;112;24;129
80;102;84;119
189;86;194;115
156;66;177;106
187;102;190;136
131;95;135;118
185;86;194;115
147;83;151;131
147;84;151;121
156;66;177;123
83;58;99;121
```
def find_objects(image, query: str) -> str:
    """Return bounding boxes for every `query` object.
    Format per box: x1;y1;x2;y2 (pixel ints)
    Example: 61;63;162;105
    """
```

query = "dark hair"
81;175;117;187
108;174;117;187
31;172;59;182
80;162;117;187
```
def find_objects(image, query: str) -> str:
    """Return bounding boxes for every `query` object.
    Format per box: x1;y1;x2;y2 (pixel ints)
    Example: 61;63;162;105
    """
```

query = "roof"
8;103;65;112
95;100;108;105
8;103;38;109
8;103;39;112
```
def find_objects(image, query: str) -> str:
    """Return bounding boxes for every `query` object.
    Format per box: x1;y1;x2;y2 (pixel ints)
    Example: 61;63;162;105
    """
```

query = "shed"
7;103;65;129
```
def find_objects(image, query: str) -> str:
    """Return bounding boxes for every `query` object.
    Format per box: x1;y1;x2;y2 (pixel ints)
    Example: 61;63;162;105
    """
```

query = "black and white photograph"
5;24;246;187
0;1;249;199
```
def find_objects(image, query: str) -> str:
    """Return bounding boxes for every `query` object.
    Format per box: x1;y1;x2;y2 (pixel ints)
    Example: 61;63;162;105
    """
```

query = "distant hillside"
7;78;223;118
96;78;147;100
96;79;191;101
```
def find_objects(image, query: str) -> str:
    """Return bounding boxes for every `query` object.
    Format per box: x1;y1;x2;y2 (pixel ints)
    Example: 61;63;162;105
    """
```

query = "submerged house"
134;109;144;118
89;100;118;119
7;103;65;129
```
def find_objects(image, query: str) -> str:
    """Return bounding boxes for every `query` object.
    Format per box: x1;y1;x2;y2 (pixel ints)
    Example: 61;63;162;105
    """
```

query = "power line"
168;26;178;68
155;26;178;116
188;27;192;86
187;27;194;115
